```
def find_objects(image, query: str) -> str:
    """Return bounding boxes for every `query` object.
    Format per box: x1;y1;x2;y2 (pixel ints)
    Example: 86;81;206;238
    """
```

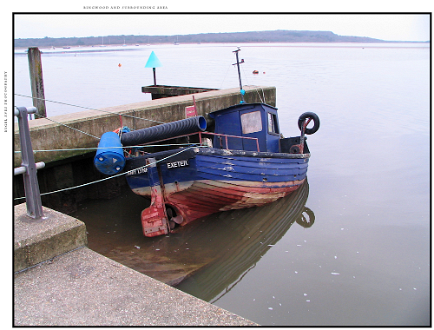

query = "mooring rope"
14;104;102;140
13;143;200;153
13;145;204;201
237;63;266;103
43;116;102;140
13;94;206;201
247;85;266;104
14;93;166;124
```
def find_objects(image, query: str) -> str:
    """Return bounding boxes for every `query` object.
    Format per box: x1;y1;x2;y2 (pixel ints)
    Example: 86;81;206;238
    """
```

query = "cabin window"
267;112;279;134
241;111;262;134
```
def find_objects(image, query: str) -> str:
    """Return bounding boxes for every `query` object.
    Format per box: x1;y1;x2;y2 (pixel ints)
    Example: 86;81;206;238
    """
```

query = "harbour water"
14;42;430;326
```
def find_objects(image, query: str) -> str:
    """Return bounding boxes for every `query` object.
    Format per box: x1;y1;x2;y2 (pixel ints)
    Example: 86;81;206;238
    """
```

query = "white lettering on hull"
167;160;189;169
126;167;148;176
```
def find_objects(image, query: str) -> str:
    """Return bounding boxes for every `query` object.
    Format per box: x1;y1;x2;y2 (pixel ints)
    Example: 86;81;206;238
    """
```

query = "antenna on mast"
232;47;245;103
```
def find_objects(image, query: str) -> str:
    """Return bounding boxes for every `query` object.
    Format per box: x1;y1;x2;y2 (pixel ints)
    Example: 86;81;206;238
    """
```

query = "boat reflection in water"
86;179;314;288
173;179;314;300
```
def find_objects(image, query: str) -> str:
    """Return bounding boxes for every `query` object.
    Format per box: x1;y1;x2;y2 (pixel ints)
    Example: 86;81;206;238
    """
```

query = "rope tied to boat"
14;143;201;154
13;145;206;201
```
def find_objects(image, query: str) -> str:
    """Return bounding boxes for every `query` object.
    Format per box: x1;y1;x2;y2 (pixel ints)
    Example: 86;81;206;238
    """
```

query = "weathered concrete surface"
14;86;276;167
13;203;257;326
14;203;87;273
14;247;257;326
142;84;218;99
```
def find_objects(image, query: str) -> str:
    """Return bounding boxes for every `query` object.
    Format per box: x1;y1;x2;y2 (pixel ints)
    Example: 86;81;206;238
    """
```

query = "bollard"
14;106;44;219
27;47;47;118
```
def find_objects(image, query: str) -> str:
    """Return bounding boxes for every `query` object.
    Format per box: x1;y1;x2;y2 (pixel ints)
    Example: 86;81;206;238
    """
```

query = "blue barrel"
94;132;126;175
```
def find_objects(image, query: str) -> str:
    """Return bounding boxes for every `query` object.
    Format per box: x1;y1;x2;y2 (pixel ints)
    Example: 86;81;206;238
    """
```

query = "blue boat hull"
125;147;309;196
124;147;309;235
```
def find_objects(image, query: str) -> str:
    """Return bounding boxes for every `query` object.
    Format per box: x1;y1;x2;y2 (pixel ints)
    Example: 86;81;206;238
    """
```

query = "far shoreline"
13;41;430;55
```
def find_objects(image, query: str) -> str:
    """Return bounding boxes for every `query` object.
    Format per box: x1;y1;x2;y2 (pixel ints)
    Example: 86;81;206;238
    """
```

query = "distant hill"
14;30;391;48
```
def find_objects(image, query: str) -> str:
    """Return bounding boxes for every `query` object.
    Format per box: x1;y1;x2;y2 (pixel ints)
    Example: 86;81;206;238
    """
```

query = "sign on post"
185;95;198;118
145;51;163;86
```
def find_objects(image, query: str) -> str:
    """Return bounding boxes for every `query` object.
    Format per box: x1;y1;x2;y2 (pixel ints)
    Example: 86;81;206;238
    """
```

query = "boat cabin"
209;103;281;153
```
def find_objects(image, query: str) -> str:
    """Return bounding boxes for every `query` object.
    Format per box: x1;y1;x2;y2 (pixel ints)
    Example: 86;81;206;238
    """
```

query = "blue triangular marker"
145;51;163;68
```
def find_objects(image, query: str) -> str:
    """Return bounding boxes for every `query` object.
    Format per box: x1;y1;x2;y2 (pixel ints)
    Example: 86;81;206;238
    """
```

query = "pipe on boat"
120;116;207;146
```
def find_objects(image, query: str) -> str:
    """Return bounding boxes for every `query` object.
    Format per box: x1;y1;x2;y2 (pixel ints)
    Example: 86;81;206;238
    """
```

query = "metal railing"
126;131;261;152
14;106;45;219
198;131;260;152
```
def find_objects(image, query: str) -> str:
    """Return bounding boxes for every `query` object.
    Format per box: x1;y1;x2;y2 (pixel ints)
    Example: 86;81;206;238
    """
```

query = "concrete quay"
14;203;257;326
13;86;276;214
14;86;276;167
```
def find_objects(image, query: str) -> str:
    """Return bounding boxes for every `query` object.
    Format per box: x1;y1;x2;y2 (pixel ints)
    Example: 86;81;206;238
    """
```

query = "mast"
232;48;245;103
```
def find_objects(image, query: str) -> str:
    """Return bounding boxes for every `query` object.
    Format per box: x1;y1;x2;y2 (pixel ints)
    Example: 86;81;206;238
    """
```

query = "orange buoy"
118;63;122;67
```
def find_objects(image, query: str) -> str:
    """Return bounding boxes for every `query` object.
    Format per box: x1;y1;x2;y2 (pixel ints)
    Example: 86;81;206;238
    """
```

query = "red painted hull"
141;178;304;237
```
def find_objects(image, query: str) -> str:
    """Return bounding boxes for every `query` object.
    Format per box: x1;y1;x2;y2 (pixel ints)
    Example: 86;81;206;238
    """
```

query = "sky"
10;9;432;42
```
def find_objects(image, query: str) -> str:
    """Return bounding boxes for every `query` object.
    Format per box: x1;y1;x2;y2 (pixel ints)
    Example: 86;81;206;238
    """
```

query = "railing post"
14;106;44;219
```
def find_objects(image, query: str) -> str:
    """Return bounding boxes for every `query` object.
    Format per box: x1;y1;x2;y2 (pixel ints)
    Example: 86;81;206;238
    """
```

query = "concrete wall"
14;86;276;213
14;86;276;167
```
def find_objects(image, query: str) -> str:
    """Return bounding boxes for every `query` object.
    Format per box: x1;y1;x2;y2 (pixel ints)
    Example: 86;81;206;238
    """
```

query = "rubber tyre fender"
296;207;315;228
298;112;320;135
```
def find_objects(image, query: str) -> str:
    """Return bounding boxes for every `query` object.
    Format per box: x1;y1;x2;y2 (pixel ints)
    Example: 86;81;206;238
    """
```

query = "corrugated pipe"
120;116;207;146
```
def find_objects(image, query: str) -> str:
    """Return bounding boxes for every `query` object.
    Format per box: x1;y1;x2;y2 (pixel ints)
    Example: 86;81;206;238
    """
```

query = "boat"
93;48;320;237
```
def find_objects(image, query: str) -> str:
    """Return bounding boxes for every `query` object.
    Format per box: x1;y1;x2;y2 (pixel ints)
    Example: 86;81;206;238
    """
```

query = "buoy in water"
118;63;122;67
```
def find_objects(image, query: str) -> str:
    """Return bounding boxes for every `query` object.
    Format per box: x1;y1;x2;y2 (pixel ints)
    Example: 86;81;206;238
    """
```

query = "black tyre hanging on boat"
298;112;320;135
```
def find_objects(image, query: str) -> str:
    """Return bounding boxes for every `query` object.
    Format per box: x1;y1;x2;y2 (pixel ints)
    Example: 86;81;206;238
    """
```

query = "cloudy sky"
8;1;432;42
